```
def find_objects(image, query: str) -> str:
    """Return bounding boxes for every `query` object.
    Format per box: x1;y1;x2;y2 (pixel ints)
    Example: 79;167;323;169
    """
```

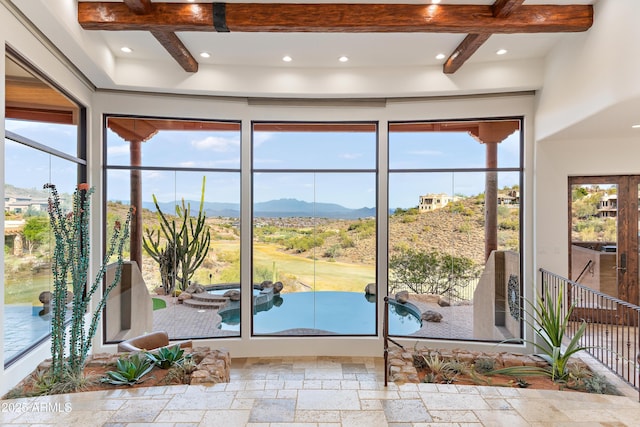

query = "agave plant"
146;344;185;369
101;353;154;386
494;283;588;382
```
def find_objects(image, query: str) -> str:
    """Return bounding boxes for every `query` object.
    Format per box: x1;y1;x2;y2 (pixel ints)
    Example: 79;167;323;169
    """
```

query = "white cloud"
340;153;362;160
253;132;274;147
107;144;130;156
191;135;239;152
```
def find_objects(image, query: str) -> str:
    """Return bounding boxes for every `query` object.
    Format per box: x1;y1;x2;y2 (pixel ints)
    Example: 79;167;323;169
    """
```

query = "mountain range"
143;198;376;219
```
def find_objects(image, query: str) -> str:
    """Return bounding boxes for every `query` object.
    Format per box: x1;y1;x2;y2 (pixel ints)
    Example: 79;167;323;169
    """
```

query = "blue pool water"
218;291;421;335
3;305;55;364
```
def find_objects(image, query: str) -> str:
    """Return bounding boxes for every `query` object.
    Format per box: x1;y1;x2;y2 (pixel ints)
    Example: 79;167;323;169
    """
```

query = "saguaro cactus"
143;176;211;293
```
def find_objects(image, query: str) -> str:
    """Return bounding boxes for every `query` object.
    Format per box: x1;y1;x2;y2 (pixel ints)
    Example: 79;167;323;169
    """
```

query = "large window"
105;117;241;340
252;122;377;335
388;119;523;341
3;52;85;365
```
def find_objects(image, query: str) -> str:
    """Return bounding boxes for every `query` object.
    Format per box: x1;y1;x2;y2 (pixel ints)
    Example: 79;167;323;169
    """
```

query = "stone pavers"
2;356;640;426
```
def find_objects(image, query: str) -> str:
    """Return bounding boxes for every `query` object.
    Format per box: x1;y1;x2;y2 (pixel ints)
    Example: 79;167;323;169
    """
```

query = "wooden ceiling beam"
444;0;524;74
123;0;152;15
78;2;593;34
123;0;198;72
150;30;198;72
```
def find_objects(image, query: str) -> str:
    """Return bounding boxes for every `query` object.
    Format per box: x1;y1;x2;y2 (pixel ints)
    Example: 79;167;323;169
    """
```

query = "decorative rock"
178;292;192;303
260;280;273;289
39;291;52;305
438;296;451;307
421;310;443;322
395;290;409;304
185;283;205;294
364;283;376;295
273;281;284;293
154;286;166;296
223;289;241;301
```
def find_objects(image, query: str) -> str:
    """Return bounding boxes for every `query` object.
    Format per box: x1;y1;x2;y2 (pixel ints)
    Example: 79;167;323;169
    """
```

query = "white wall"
536;0;640;141
535;136;640;276
0;2;93;396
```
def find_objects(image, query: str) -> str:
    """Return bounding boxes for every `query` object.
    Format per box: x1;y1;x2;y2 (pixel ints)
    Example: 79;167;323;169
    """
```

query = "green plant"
145;345;185;369
45;183;133;385
143;176;211;293
494;284;588;382
474;358;496;374
101;353;154;386
389;247;479;297
161;354;198;385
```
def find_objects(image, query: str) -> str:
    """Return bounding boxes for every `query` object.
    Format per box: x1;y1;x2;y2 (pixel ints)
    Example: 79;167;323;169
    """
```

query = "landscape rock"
223;289;240;301
39;291;52;305
178;292;192;303
260;280;273;289
421;310;443;322
364;283;376;295
395;290;409;304
273;281;284;293
438;296;451;307
185;283;205;294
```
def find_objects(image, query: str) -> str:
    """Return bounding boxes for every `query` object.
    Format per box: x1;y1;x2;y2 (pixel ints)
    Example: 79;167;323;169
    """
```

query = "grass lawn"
253;243;375;292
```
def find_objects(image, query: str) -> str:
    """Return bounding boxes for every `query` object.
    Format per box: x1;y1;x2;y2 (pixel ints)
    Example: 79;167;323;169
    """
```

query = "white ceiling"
8;0;594;81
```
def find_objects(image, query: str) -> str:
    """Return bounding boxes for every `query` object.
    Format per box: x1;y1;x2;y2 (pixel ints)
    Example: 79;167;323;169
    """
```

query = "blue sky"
6;119;521;210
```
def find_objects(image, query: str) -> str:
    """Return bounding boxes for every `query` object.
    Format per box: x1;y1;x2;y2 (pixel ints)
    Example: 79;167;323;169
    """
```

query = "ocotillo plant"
45;183;133;382
143;176;210;292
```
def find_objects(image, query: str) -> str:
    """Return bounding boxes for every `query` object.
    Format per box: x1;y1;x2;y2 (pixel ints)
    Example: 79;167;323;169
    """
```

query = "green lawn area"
253;243;375;292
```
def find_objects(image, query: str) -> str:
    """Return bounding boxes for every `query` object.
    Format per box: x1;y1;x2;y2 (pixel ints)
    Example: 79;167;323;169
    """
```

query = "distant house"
498;190;520;206
418;193;458;212
4;195;48;214
597;194;618;218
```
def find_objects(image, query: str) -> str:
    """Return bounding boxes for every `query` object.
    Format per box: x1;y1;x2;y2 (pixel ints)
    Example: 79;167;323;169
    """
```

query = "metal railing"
540;268;640;397
388;276;479;304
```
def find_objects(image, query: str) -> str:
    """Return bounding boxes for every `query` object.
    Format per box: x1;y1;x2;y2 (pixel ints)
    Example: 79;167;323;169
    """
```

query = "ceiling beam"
150;30;198;72
78;2;593;34
492;0;525;19
123;0;152;15
444;0;524;74
122;0;198;73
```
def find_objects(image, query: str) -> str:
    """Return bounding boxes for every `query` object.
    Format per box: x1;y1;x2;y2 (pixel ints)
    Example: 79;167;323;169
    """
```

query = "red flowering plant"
43;183;134;389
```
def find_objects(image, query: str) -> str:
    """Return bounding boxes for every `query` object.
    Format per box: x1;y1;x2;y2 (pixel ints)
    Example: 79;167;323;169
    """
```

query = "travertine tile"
154;409;205;423
341;410;388;427
382;399;432;423
297;390;360;410
201;409;250;427
248;398;295;423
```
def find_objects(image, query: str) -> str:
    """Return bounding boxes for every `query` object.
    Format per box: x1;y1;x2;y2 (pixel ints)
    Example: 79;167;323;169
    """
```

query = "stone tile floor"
2;356;640;426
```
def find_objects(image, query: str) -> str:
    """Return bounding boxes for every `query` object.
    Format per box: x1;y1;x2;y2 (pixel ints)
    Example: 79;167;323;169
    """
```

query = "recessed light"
435;53;446;60
496;49;508;55
632;124;640;129
282;55;292;62
200;52;211;58
432;0;441;4
338;56;349;62
120;46;133;53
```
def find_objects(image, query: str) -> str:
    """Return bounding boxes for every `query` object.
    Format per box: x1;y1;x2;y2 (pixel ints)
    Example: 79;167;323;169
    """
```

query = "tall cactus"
143;176;211;292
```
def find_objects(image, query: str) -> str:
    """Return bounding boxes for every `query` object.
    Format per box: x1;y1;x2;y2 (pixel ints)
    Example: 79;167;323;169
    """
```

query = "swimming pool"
218;291;421;335
3;305;55;364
